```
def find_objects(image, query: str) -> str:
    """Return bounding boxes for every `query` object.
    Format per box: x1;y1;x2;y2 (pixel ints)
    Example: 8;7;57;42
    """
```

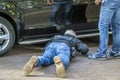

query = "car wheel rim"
0;23;10;51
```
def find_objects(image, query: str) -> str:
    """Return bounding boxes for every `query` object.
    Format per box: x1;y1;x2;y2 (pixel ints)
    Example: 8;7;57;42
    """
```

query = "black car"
0;0;100;56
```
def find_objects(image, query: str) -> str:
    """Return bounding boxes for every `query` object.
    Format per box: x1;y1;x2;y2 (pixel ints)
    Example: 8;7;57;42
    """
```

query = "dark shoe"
56;25;62;31
88;51;107;60
51;25;62;32
107;50;120;59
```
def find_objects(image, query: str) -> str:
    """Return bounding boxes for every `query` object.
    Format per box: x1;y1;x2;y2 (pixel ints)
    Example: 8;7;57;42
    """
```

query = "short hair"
64;30;76;37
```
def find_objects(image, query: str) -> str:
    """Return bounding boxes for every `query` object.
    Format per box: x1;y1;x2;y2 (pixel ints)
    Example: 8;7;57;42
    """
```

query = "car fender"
0;9;24;41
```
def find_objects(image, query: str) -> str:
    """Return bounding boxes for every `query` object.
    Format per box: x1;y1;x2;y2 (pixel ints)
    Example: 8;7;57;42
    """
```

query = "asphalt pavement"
0;37;120;80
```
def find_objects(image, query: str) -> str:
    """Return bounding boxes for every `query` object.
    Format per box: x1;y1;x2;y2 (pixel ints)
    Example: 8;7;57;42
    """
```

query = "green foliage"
35;0;45;6
74;0;95;4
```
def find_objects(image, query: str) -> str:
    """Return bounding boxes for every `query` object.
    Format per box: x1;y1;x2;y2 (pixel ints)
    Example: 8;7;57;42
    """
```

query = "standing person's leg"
111;7;120;53
50;2;62;27
63;2;73;27
88;3;114;59
53;43;70;77
98;7;113;54
108;6;120;57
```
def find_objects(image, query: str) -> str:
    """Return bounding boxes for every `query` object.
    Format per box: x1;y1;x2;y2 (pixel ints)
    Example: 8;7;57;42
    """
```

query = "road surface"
0;37;120;80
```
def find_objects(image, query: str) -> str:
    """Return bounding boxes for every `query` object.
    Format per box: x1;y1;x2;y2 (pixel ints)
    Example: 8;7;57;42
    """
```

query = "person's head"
64;30;76;37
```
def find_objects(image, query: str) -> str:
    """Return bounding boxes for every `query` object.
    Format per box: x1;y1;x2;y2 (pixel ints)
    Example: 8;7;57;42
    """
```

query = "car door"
70;1;100;35
22;0;57;37
18;0;100;38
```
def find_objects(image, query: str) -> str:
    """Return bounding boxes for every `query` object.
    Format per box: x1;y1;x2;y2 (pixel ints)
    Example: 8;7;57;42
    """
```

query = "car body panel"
0;0;100;42
0;0;102;55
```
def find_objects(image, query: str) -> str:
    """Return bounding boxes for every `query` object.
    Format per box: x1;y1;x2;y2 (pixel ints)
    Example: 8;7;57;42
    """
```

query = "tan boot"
54;56;65;78
23;56;37;76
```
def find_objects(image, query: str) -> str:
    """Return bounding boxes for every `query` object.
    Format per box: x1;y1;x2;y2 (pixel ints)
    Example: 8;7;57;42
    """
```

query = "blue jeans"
36;42;70;68
50;2;73;26
98;0;120;53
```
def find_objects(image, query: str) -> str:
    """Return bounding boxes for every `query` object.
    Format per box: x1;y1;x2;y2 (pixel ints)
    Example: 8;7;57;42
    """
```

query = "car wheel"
0;16;15;56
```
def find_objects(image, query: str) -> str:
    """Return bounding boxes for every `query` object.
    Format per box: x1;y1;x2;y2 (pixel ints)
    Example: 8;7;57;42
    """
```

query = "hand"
47;0;52;5
95;0;102;5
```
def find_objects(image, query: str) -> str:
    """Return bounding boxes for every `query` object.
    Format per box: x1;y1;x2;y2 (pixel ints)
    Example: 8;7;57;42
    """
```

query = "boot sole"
23;56;37;76
54;56;65;78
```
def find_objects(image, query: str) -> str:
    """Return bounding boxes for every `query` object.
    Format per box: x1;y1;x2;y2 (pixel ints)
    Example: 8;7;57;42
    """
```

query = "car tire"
0;16;15;56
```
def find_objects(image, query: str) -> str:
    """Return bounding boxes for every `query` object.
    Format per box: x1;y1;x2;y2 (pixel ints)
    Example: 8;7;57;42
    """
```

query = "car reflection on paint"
0;0;108;56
